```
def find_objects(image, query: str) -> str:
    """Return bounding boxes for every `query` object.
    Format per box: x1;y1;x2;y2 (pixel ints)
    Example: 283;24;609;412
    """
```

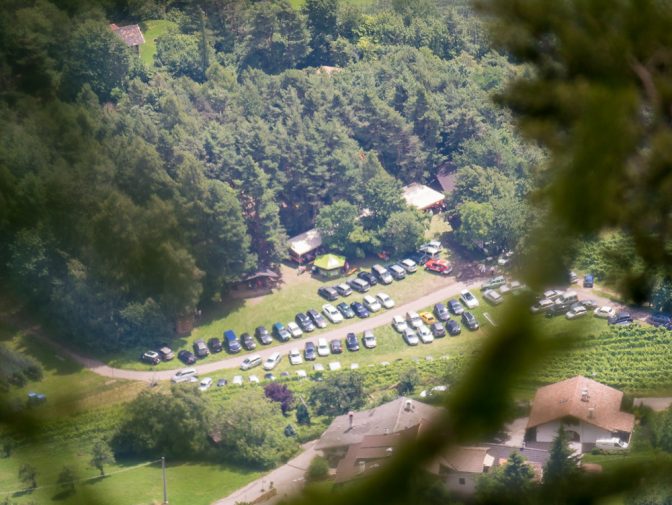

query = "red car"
425;258;453;275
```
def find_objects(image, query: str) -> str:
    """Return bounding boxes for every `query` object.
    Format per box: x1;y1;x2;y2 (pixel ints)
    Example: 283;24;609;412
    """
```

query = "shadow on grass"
83;475;107;486
53;487;76;500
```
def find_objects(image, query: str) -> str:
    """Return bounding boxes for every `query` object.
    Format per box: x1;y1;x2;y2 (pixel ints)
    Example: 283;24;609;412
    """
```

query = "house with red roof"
110;23;145;54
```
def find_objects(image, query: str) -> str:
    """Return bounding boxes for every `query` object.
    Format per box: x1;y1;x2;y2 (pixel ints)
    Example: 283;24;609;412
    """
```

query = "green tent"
313;254;346;277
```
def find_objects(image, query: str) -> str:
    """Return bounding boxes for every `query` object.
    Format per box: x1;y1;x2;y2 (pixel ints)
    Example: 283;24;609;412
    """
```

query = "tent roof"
402;183;445;210
314;254;346;271
288;228;322;256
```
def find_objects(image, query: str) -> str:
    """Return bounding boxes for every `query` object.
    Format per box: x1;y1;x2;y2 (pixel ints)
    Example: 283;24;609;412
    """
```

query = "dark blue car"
583;274;594;288
351;301;370;318
304;341;317;361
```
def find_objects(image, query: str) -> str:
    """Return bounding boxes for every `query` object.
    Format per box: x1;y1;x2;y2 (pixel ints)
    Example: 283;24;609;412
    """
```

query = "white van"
240;354;262;371
171;368;198;383
595;438;628;452
558;290;579;305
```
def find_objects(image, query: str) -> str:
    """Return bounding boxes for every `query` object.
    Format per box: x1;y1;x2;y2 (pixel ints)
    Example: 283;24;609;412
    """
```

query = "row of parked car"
529;288;635;325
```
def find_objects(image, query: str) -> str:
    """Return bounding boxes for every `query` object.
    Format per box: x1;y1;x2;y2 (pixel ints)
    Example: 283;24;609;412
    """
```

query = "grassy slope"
139;20;177;67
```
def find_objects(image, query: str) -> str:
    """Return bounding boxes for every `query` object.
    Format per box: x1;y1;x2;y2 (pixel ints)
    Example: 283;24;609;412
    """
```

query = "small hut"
313;254;346;278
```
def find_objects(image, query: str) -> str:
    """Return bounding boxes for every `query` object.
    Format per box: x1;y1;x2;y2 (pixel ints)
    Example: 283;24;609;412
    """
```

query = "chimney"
581;388;589;402
348;411;354;429
588;407;595;419
405;400;413;412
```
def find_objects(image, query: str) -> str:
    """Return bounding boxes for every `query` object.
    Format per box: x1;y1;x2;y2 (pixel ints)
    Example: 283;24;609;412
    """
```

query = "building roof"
315;397;441;450
288;228;322;256
527;376;635;434
110;24;145;47
316;66;342;75
402;183;445;210
433;446;493;474
436;168;458;194
242;269;280;282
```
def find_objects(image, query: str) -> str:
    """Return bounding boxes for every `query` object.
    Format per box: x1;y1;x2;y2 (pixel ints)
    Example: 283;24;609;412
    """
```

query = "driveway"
212;441;319;505
33;279;474;382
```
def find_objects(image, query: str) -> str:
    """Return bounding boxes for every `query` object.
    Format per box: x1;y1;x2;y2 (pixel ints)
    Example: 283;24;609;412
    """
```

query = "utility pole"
162;456;168;504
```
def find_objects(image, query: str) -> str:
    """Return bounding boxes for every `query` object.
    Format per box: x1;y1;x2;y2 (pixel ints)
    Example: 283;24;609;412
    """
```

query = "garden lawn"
139;20;177;67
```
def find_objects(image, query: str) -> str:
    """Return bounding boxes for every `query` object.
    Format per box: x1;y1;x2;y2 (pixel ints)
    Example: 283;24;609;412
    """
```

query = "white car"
406;311;424;329
263;352;282;370
594;306;616;319
171;368;198;383
287;322;303;338
288;348;303;365
392;315;408;333
232;375;243;386
483;289;503;305
530;298;554;314
363;330;377;349
543;289;564;301
376;292;395;309
399;259;418;273
198;377;213;391
322;304;343;323
566;305;588;319
460;290;479;309
317;338;330;357
363;295;382;312
417;325;434;344
402;327;419;346
240;354;262;371
249;375;260;384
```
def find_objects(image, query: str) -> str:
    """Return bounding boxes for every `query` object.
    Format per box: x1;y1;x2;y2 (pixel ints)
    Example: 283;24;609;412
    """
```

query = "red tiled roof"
527;376;635;433
110;24;145;47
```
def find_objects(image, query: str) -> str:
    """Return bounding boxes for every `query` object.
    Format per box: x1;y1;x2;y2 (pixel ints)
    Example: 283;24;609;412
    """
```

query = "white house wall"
536;420;611;443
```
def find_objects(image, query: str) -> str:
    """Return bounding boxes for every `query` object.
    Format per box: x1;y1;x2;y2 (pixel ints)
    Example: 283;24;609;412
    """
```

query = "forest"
0;0;539;351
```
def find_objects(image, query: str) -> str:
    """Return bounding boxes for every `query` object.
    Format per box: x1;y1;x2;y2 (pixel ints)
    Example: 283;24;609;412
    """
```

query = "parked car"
207;337;223;353
406;311;423;329
530;298;554;314
392;315;408;333
425;258;453;275
171;367;197;383
387;264;407;280
446;320;462;336
307;308;328;329
376;292;395;309
581;299;599;310
434;303;450;322
357;271;378;286
318;286;339;301
199;377;213;392
362;330;377;349
545;301;573;318
399;258;418;273
499;284;512;296
249;375;260;384
337;302;356;319
363;295;382;312
419;311;437;325
240;354;262;371
483;289;504;305
557;291;579;305
608;312;633;326
594;306;616;319
216;378;227;387
335;283;353;296
141;350;160;365
304;341;317;361
566;305;588;319
317;338;330;357
255;326;272;345
272;322;291;342
371;264;394;284
447;299;464;315
460;289;479;309
417;325;434;344
223;331;241;354
480;275;507;291
232;375;243;386
649;313;672;327
583;274;595;288
288;348;303;365
461;312;479;331
408;252;431;266
348;278;370;293
402;327;419;346
569;271;578;284
345;332;360;352
295;313;315;332
264;373;275;381
595;437;629;452
322;303;344;324
543;289;564;301
330;339;343;354
282;322;300;339
263;352;282;371
431;322;446;338
158;346;175;361
193;339;210;358
177;350;196;365
351;301;370;318
509;280;526;294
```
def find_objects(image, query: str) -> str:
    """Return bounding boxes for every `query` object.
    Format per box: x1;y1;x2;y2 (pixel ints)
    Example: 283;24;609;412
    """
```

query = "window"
459;478;466;485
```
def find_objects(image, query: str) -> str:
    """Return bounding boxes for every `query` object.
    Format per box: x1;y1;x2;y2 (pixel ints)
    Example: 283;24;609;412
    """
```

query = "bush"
305;456;330;482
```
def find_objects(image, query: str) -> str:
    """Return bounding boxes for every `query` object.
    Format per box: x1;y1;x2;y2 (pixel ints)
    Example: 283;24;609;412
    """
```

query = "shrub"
305;456;329;482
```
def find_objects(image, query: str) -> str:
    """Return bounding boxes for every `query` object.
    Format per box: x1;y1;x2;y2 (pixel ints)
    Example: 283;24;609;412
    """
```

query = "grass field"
139;20;177;67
